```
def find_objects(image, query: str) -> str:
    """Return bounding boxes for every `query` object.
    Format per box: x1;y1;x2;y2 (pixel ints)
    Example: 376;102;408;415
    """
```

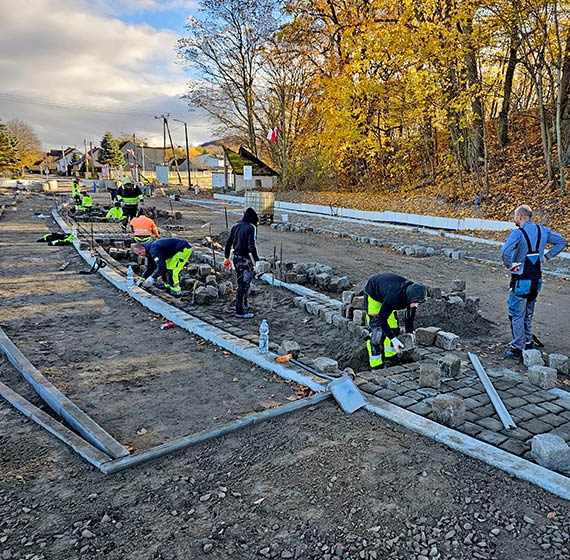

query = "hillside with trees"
179;0;570;237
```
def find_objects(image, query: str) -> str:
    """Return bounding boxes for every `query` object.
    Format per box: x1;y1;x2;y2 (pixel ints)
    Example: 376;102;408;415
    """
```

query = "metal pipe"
469;352;516;430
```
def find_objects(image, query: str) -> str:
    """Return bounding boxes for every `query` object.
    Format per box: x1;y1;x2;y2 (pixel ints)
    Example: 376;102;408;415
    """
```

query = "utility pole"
173;119;191;191
155;114;168;165
83;139;88;179
89;141;94;179
164;116;182;185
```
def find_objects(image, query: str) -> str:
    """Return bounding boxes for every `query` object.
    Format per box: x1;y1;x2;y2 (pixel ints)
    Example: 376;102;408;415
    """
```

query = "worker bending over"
80;191;93;212
71;178;81;204
133;238;191;297
129;208;159;242
364;273;426;368
106;201;124;222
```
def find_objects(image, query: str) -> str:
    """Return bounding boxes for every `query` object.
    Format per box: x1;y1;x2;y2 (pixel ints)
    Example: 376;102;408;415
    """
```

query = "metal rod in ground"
100;392;331;474
209;224;216;269
469;352;516;430
280;241;283;280
271;245;276;311
224;204;229;230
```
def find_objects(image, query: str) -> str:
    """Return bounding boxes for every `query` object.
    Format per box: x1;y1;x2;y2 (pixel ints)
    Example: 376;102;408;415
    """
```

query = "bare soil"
1;185;569;560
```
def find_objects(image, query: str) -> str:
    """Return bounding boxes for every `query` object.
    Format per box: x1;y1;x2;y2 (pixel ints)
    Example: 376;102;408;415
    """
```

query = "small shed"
221;146;278;192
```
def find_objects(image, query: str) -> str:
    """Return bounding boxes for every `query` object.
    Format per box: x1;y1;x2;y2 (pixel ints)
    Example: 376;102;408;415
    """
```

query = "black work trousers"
233;255;254;314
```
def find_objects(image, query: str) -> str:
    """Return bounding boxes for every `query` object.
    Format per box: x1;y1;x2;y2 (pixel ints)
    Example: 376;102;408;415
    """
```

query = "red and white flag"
266;127;279;142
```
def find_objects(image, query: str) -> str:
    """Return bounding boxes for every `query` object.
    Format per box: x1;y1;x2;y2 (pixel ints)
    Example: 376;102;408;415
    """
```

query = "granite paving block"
404;390;425;401
510;408;536;422
394;385;411;395
520;403;549;416
464;412;480;423
472;405;495;417
476;417;505;432
494;380;518;391
463;397;481;410
401;380;420;390
432;394;465;427
476;430;509;446
531;434;570;473
552;398;570;410
501;427;532;442
540;401;565;414
537;391;560;402
417;387;439;398
456;387;482;398
561;411;570;421
519;418;553;435
502;396;528;408
408;401;433;416
523;393;549;404
443;380;465;389
539;413;568;428
499;439;530;456
374;388;399;401
508;387;535;397
550;423;570;443
359;382;381;394
460;422;483;437
472;394;491;405
390;395;419;408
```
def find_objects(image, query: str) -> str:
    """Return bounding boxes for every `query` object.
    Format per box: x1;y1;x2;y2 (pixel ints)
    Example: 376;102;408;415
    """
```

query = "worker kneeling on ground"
364;273;426;369
106;201;124;222
80;191;93;212
133;238;191;297
129;208;160;242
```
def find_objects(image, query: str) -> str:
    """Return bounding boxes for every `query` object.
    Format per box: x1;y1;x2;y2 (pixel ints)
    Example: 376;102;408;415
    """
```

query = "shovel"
277;355;366;414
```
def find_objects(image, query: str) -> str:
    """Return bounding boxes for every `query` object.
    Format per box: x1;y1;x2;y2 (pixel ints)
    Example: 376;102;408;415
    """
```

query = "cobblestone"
519;418;555;435
499;439;530;456
476;430;509;446
390;395;419;407
476;417;505;432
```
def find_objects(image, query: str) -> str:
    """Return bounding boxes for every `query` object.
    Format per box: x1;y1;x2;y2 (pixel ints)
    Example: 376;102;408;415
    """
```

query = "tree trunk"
498;44;518;147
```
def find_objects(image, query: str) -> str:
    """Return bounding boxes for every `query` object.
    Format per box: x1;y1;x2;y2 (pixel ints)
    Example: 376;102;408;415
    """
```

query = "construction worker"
364;273;426;369
71;177;81;204
224;207;262;319
133;238;192;297
116;177;143;220
106;201;124;222
80;191;93;212
129;208;159;242
501;205;567;360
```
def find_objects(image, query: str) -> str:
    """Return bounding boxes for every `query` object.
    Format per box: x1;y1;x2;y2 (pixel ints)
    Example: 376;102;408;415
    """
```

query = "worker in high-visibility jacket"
71;178;81;203
129;208;159;242
133;238;191;297
106;201;124;222
80;191;93;211
116;178;143;220
364;273;426;369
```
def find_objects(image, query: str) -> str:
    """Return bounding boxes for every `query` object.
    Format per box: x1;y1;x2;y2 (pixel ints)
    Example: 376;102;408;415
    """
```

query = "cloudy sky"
0;0;213;151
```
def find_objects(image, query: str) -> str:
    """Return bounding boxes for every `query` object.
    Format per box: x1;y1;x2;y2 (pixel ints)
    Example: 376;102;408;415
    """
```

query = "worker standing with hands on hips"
501;205;567;360
364;273;426;369
133;238;192;297
224;207;262;319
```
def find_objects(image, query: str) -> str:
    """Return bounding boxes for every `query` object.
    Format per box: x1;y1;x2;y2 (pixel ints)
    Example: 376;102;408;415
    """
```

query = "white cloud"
0;0;211;149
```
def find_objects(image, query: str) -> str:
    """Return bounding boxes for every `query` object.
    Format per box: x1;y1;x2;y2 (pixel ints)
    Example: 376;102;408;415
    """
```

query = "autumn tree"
178;0;282;156
0;120;21;176
6;119;42;172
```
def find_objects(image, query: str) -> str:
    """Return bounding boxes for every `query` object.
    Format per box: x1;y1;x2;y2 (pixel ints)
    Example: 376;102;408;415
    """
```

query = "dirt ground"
1;184;569;560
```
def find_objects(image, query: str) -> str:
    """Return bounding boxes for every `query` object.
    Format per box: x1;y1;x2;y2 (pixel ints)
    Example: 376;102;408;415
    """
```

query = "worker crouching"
129;208;160;242
133;238;192;297
364;273;426;369
106;201;124;222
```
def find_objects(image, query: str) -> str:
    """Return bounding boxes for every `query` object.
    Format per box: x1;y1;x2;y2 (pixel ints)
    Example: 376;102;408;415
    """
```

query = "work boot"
525;342;534;350
235;312;254;319
504;347;523;361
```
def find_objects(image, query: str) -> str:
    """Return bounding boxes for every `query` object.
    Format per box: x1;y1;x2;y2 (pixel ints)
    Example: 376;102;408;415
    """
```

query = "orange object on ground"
276;354;293;363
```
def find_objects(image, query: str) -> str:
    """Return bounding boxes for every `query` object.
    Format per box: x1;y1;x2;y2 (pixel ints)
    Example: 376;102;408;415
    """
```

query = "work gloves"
223;258;232;270
254;262;264;275
143;276;155;287
391;337;404;353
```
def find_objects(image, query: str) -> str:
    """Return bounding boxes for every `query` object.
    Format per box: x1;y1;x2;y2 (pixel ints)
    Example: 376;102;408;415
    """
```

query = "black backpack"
510;226;543;301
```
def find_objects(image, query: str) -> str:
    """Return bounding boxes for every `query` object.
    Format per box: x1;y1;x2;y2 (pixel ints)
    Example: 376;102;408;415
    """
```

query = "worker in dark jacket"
133;238;192;297
224;207;261;318
364;273;426;368
116;178;143;220
501;205;567;360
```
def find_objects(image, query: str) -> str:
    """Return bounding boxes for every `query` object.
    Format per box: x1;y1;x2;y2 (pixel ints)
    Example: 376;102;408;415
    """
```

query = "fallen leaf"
253;497;265;505
232;377;239;382
547;512;556;519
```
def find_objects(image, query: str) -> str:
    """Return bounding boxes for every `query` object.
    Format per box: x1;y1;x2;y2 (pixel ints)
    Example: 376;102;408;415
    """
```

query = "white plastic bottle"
126;266;135;288
259;319;269;354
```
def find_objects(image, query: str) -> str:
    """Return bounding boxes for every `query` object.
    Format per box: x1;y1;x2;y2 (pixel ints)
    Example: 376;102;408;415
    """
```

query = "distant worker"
71;178;81;204
364;273;426;369
116;177;143;220
501;205;567;360
129;208;160;242
106;201;124;222
80;191;93;212
133;238;192;297
224;207;262;319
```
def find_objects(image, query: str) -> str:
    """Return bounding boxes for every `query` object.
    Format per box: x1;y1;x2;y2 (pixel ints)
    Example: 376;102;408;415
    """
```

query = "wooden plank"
0;381;111;468
0;327;129;458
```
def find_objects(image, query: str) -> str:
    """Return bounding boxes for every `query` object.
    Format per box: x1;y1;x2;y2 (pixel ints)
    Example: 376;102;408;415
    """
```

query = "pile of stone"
180;262;233;304
522;349;568;389
281;262;351;293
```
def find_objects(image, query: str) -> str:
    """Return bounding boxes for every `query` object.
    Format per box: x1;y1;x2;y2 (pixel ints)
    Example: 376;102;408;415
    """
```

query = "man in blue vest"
133;238;192;297
501;205;567;360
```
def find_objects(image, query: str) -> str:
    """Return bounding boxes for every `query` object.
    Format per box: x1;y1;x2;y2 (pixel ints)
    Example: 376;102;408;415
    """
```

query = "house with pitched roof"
218;146;278;191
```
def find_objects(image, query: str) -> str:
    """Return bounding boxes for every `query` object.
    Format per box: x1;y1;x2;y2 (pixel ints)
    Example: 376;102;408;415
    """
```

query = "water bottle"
126;266;134;288
259;319;269;354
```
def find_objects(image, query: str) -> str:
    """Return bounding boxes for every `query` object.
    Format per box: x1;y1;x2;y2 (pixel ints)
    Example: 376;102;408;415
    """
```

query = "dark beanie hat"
406;283;426;304
243;207;259;225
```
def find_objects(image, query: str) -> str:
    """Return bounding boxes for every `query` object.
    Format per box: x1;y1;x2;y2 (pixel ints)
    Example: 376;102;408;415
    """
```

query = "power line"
0;92;211;127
